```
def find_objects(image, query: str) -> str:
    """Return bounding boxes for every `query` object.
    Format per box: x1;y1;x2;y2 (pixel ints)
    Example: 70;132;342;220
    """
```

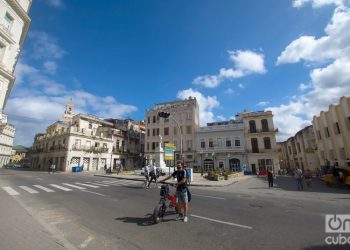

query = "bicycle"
153;183;179;224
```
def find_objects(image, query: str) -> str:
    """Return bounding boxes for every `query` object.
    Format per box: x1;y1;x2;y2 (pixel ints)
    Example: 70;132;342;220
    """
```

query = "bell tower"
60;99;74;123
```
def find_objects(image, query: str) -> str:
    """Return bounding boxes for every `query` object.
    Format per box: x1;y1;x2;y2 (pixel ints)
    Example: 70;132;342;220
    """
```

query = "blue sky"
5;0;350;146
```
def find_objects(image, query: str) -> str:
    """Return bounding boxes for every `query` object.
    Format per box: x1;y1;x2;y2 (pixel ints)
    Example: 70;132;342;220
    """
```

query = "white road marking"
62;183;86;190
86;182;109;187
191;214;253;230
2;186;19;196
81;190;106;197
192;194;226;200
33;185;55;192
50;184;72;191
75;183;99;188
78;235;94;249
19;186;39;194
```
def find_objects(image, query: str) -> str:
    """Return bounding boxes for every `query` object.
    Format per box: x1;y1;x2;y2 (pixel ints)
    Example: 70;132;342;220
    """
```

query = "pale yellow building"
145;97;199;168
242;111;280;174
312;96;350;168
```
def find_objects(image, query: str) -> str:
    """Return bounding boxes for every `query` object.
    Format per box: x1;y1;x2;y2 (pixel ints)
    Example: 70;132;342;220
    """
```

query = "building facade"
195;120;247;172
0;0;31;167
312;96;350;169
279;125;320;172
145;97;199;168
31;100;145;172
242;111;280;174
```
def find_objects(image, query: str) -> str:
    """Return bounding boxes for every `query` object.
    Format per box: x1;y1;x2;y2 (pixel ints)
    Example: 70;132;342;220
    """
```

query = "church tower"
60;99;75;124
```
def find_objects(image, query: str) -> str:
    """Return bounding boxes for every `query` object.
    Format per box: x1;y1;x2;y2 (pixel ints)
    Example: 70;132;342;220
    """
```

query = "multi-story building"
312;96;350;169
279;125;319;172
145;97;199;168
0;0;31;167
195;119;247;172
242;110;280;174
31;100;145;172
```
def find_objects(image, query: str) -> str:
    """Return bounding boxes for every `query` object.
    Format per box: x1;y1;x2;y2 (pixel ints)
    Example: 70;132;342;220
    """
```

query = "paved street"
1;168;349;250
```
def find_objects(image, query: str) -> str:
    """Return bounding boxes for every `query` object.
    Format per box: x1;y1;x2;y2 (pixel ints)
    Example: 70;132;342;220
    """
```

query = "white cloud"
293;0;344;8
238;83;245;89
193;50;266;88
28;31;66;60
257;101;270;107
43;61;58;74
217;115;226;121
273;2;350;141
177;88;220;126
224;88;234;95
47;0;64;8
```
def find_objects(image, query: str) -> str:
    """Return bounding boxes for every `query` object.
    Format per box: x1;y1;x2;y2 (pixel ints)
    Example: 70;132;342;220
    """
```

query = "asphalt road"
0;168;349;250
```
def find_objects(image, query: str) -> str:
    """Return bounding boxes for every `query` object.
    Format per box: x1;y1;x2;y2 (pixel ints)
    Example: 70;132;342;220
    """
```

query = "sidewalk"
93;171;252;187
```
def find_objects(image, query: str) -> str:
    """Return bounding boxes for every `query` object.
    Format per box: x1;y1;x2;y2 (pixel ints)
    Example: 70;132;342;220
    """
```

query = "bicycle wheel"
153;202;165;224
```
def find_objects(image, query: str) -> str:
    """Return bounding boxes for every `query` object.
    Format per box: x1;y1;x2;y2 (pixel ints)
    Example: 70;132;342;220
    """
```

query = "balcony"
49;144;68;152
246;149;276;154
248;128;278;133
72;145;109;153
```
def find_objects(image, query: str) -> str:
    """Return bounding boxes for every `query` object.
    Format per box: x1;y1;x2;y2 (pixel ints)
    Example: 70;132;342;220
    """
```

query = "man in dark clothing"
267;170;274;188
161;162;189;222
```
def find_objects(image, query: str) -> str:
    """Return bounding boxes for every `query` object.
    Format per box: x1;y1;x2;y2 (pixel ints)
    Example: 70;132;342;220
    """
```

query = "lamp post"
200;150;203;176
227;153;231;171
211;151;215;171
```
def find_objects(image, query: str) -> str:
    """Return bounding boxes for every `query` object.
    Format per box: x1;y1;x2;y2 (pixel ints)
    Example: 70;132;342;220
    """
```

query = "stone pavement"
93;171;252;187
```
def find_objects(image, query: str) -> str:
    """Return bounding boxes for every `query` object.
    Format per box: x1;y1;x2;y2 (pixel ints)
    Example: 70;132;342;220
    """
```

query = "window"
75;139;81;147
116;140;120;150
317;130;322;140
209;139;214;148
147;116;150;124
334;122;341;134
235;139;240;147
249;120;256;133
147;129;150;137
103;143;107;148
89;123;92;129
152;129;155;136
325;127;330;137
261;119;269;132
200;139;205;148
156;128;159;136
164;127;169;136
0;43;5;62
95;142;99;147
3;13;14;31
152;142;156;150
226;138;231;147
251;138;259;153
263;137;271;149
153;116;156;123
186;113;192;120
187;140;192;150
217;138;223;148
186;125;192;134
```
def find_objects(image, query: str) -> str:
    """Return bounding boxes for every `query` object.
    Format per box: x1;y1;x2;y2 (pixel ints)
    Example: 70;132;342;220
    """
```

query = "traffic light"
158;111;170;118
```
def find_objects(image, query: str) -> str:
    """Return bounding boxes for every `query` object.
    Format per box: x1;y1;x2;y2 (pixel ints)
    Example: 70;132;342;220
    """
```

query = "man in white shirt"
147;162;158;188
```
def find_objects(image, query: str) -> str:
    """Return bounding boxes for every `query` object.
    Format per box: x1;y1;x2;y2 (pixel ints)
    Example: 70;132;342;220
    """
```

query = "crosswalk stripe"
2;186;20;196
86;182;109;187
50;184;72;191
75;182;99;188
33;185;55;192
19;186;39;194
62;183;86;190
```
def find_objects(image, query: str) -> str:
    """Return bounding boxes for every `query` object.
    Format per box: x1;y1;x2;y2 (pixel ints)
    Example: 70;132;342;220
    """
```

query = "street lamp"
227;153;231;171
200;150;204;176
211;151;215;170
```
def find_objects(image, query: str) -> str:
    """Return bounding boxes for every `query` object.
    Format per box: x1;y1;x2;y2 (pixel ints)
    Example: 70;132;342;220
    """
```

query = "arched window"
261;119;269;132
249;120;256;133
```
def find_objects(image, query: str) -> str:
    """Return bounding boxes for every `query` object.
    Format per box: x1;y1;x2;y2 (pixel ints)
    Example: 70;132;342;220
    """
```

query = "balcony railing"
72;145;109;153
246;149;276;154
248;128;279;133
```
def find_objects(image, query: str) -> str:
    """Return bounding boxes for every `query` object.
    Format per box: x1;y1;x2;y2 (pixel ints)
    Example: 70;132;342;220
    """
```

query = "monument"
155;135;167;169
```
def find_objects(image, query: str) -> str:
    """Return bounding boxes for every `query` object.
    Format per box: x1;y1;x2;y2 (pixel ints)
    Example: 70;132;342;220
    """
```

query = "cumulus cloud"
224;88;234;95
293;0;344;8
176;88;220;126
47;0;64;8
238;83;245;89
28;31;66;60
193;50;266;88
257;101;270;107
273;1;350;141
43;61;58;74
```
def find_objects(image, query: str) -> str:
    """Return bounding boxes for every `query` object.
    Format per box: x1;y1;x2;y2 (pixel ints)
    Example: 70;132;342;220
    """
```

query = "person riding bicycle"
161;161;189;222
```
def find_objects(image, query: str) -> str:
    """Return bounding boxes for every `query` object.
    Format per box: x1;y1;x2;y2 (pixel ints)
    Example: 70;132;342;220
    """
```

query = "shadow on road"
115;211;177;226
304;245;349;249
256;176;350;195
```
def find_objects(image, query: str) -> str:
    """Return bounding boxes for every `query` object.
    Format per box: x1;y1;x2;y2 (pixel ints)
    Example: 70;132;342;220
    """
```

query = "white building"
195;120;247;172
0;0;31;167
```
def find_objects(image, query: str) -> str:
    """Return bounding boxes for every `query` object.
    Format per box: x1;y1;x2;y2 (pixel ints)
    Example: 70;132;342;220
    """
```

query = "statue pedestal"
155;147;167;168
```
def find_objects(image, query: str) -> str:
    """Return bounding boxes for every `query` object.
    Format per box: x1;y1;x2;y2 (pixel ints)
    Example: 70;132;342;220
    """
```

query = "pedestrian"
183;164;191;186
161;162;189;222
304;169;312;188
147;161;158;188
51;162;56;174
267;170;274;188
332;165;340;187
294;168;303;190
144;163;150;187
